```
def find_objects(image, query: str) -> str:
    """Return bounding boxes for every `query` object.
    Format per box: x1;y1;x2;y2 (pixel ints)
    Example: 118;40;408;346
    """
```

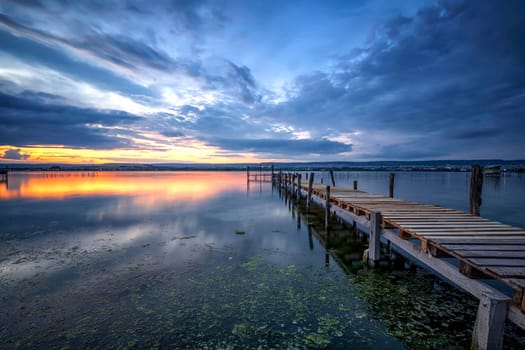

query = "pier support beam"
325;185;331;231
292;174;296;199
470;165;483;216
353;180;358;190
297;173;302;200
329;170;336;187
388;173;395;198
472;290;507;350
307;172;314;212
368;211;382;267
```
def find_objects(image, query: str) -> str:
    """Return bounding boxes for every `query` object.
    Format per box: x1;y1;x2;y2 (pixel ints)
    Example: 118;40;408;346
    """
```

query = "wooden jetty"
246;164;275;183
274;171;525;350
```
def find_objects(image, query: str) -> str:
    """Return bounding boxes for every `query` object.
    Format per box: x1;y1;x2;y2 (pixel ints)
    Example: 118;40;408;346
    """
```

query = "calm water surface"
0;171;524;349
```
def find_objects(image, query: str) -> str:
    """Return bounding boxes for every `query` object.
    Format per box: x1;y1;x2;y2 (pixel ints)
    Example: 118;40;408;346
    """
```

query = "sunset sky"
0;0;524;164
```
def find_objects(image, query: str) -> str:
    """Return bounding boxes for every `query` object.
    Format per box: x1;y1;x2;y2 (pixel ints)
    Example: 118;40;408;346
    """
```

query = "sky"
0;0;524;164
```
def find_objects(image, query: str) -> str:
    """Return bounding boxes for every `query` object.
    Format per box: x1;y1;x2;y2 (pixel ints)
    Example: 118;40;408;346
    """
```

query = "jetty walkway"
273;171;524;350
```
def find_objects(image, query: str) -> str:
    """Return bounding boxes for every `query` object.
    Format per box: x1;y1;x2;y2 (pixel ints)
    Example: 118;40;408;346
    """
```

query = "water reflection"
0;171;244;200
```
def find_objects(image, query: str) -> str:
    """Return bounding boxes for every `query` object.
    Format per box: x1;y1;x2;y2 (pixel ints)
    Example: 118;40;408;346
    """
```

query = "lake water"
0;171;524;349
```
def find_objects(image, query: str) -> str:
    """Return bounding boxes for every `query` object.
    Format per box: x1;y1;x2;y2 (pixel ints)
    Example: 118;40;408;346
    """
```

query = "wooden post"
470;165;483;216
246;166;249;183
297;173;302;200
307;172;314;212
388;173;395;198
292;174;296;199
471;290;507;350
271;165;274;183
325;185;331;231
329;170;336;187
368;211;382;267
353;180;358;190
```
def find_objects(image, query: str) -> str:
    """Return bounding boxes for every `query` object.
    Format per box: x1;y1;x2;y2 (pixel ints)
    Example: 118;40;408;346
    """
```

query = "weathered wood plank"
486;267;525;278
468;258;525;267
443;244;525;251
432;238;525;244
457;251;525;258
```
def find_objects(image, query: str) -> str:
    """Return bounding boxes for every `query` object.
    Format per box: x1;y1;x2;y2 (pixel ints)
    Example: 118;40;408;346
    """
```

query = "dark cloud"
160;130;185;138
1;149;30;160
207;138;351;155
263;0;525;159
0;91;142;148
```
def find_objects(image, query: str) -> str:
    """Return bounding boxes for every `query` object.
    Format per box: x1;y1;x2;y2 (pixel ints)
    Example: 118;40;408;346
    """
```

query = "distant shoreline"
2;163;524;173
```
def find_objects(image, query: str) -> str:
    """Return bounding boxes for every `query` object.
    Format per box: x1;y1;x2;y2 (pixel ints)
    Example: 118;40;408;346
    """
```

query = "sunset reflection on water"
0;171;246;201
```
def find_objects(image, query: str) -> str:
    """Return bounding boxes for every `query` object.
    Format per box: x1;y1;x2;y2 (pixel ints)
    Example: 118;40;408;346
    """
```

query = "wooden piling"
368;211;382;267
297;173;302;200
307;172;314;212
388;173;395;198
325;185;331;231
353;180;357;190
470;165;483;216
471;290;507;350
329;170;336;187
292;174;296;199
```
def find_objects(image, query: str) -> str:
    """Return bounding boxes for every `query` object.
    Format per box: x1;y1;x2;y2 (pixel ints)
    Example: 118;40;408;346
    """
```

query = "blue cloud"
0;91;142;148
207;138;351;155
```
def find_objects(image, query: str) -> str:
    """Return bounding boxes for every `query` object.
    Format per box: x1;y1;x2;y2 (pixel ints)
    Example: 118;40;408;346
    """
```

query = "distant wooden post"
329;170;336;187
271;165;274;183
307;172;314;212
325;185;331;231
388;173;395;198
297;173;302;200
368;211;382;267
292;174;296;198
471;290;507;350
353;180;358;190
470;165;483;216
246;166;249;183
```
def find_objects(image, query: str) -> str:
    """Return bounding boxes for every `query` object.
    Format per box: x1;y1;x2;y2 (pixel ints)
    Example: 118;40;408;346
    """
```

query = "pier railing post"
325;185;331;231
471;290;507;350
368;211;382;267
329;170;336;187
307;172;314;212
297;173;302;200
292;174;296;199
470;165;483;216
353;180;358;190
388;173;395;198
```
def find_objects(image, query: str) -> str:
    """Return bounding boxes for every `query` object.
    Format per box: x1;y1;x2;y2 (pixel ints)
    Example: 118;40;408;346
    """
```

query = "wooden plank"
385;217;476;221
456;251;525;258
423;232;525;237
401;224;517;229
428;237;525;244
487;267;525;278
468;258;525;267
443;244;525;251
506;278;525;288
381;229;510;301
409;227;525;232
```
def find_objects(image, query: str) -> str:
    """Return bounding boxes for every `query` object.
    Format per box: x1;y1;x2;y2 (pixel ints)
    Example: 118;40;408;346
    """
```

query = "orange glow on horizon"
0;144;277;164
0;171;246;201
